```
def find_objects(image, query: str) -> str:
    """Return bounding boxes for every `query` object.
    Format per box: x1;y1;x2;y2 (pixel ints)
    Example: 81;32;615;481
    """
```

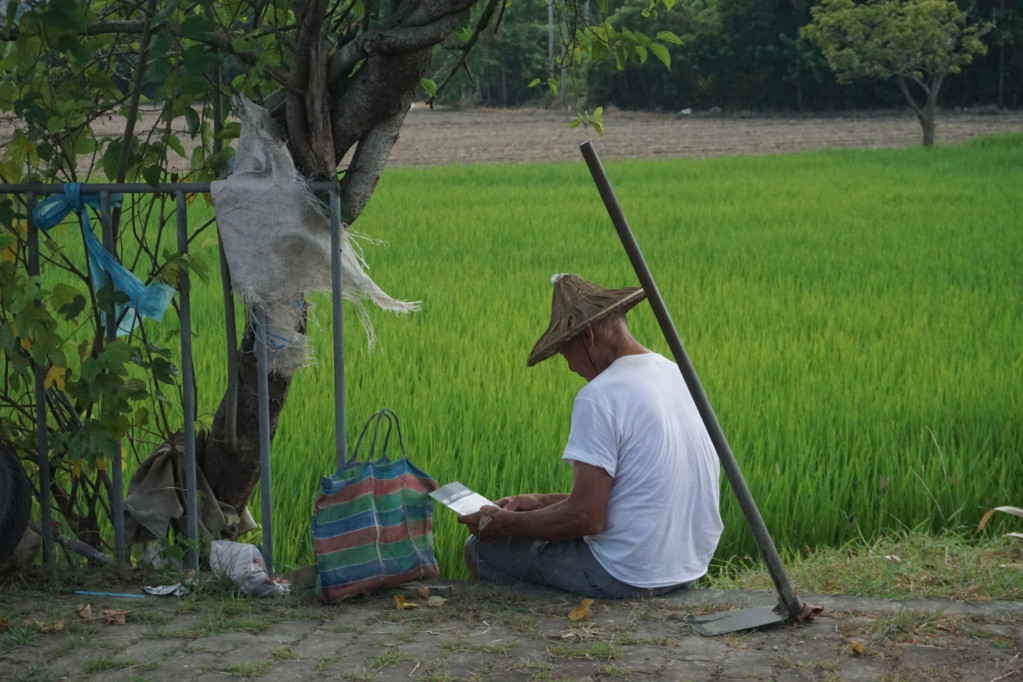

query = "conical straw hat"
527;273;646;366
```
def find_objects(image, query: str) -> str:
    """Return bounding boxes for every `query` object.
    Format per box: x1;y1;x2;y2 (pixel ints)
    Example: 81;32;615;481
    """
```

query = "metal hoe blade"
579;141;819;635
690;605;788;637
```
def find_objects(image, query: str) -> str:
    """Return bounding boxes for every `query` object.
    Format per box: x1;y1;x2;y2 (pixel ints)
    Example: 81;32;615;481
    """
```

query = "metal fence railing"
0;181;347;574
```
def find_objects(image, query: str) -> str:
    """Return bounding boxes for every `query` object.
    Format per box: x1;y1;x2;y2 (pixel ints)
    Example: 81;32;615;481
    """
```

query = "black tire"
0;444;32;562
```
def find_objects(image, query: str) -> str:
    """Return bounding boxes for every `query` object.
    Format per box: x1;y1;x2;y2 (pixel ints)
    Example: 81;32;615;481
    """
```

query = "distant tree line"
427;0;1022;112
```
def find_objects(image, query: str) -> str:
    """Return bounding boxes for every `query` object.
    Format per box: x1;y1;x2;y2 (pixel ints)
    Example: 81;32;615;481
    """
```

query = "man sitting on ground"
458;273;723;598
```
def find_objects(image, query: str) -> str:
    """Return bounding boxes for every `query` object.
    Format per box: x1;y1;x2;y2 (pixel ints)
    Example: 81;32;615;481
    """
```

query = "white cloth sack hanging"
211;97;418;374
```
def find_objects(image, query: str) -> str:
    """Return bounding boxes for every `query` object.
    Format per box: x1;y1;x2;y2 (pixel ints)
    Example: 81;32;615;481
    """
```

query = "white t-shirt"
562;352;723;588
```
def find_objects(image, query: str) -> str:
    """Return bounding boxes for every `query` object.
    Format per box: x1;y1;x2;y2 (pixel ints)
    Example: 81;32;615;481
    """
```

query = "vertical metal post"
99;191;126;567
176;191;200;572
254;306;274;575
26;192;54;563
330;189;347;474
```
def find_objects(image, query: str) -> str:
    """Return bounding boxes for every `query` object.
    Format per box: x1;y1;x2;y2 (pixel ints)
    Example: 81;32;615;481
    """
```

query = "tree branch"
115;1;156;185
428;0;503;105
324;2;476;84
285;0;333;177
338;92;412;220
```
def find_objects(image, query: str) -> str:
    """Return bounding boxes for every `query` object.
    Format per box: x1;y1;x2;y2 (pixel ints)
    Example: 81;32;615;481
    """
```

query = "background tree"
802;0;993;146
0;0;680;553
428;0;552;107
958;0;1023;108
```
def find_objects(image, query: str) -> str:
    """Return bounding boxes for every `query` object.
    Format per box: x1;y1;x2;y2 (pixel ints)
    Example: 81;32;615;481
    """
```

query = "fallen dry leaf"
847;638;869;656
417;585;431;599
102;609;126;625
75;604;91;620
427;595;447;607
568;598;594;621
30;619;67;633
394;595;419;611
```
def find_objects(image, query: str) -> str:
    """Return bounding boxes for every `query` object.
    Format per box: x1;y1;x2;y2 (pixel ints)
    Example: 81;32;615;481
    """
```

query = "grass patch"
80;654;141;674
368;650;410;669
2;625;40;651
708;530;1023;601
272;645;297;660
217;660;274;677
547;640;621;661
868;610;960;646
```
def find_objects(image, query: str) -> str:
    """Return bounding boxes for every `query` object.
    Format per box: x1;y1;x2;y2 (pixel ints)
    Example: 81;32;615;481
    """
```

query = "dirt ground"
6;106;1022;176
384;105;1023;167
2;576;1022;682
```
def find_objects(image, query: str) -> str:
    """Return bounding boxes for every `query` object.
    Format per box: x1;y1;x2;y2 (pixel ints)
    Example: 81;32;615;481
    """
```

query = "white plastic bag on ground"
210;540;290;597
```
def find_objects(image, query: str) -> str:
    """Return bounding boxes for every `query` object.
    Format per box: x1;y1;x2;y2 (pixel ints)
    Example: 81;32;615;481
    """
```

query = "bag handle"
349;407;406;464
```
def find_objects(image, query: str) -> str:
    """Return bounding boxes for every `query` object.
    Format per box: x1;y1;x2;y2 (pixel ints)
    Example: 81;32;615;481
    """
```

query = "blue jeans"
465;535;691;599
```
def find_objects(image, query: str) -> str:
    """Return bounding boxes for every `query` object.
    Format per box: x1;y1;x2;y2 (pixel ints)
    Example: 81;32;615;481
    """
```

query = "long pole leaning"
579;141;804;619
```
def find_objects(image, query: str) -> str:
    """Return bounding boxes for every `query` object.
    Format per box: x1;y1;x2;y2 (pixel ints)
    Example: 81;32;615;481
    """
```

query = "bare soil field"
5;106;1022;175
387;105;1023;167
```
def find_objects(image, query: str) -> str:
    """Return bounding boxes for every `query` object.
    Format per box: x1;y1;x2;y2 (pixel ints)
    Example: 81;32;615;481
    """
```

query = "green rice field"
196;132;1022;579
27;133;1023;579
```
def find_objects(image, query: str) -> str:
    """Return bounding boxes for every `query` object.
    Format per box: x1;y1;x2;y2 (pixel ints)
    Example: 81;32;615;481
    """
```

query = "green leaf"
149;4;176;28
420;78;437;98
51;283;86;320
217;121;241;140
149;356;179;384
181;15;213;40
166;134;187;159
133;407;150;427
656;30;683;46
142;164;162;186
39;0;88;35
183;106;201;135
231;37;255;53
202;147;232;177
101;139;122;182
649;43;671;69
614;46;628;70
121;378;148;400
347;58;366;78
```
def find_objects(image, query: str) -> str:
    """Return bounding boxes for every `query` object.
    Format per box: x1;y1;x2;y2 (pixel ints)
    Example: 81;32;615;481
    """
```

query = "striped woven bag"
312;408;439;603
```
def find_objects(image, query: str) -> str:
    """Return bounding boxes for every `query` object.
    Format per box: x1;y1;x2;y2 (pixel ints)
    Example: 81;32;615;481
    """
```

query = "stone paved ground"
2;579;1021;681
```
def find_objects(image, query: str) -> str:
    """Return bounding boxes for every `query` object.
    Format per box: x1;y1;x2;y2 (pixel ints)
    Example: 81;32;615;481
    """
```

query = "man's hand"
458;463;611;542
494;493;566;512
457;505;510;540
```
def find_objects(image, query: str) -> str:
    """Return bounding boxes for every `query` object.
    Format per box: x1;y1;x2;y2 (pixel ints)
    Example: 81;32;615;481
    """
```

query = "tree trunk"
895;73;937;148
198;315;301;513
921;106;936;147
196;0;478;528
921;74;944;148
